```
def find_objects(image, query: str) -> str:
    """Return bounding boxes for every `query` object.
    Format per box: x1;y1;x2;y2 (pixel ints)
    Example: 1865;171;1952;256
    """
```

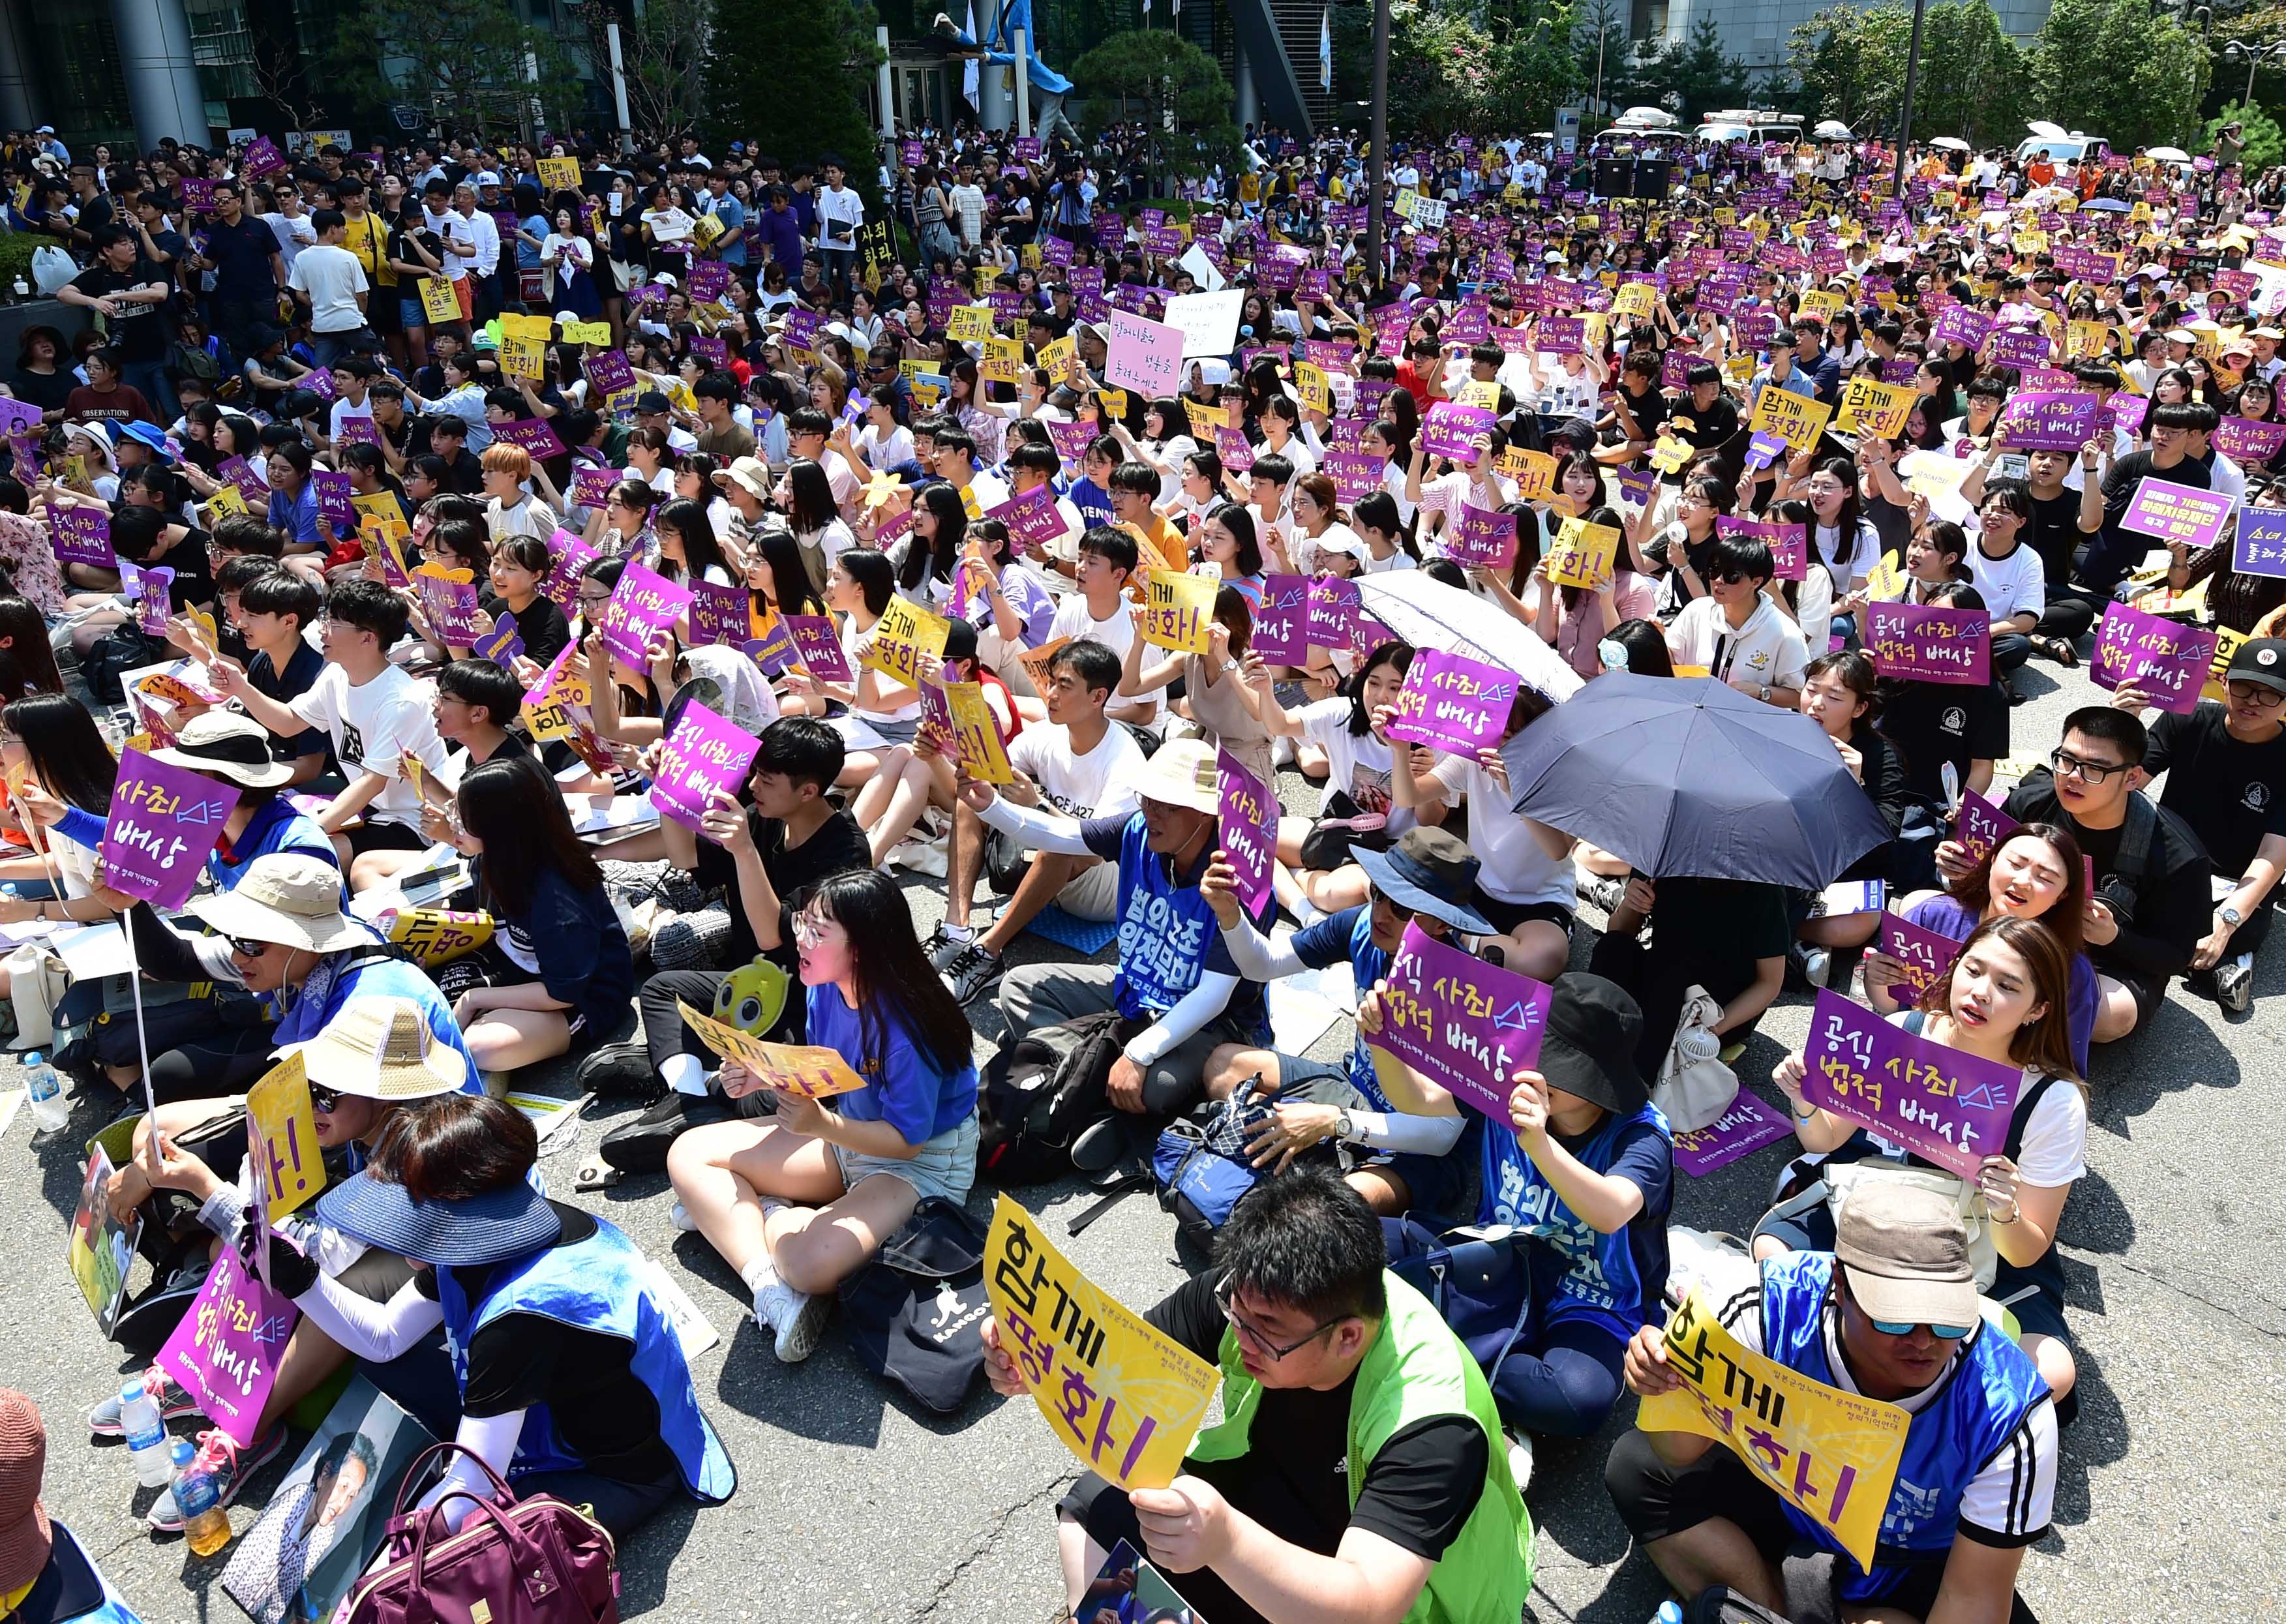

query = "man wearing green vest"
983;1169;1534;1624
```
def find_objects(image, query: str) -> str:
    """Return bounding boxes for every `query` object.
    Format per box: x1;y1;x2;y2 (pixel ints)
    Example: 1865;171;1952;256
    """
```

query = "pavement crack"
2069;1246;2286;1340
899;1470;1071;1623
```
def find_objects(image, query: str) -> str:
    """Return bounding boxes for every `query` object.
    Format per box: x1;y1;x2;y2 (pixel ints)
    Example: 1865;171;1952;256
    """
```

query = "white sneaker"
669;1201;698;1233
755;1278;830;1362
1503;1426;1534;1492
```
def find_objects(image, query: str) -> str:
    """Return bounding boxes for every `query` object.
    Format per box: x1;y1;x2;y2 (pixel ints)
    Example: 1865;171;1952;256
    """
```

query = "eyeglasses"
1869;1316;1976;1340
791;913;833;948
1215;1278;1346;1361
225;935;275;958
2049;747;2126;785
2228;680;2286;710
1711;568;1751;586
309;1083;344;1113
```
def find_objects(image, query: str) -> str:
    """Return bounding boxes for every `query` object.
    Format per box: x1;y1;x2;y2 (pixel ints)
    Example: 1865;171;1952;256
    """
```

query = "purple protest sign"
1307;576;1362;652
1421;401;1496;459
2122;475;2236;549
50;505;114;569
598;561;695;669
585;348;635;397
2098;392;2148;437
0;397;40;439
121;563;174;637
1372;922;1553;1120
1864;602;1991;687
311;469;353;526
1996;391;2100;452
989;485;1068;550
1982;326;2053;368
335;414;380;449
1216;749;1277;915
688;260;732;303
650;701;762;833
570;463;621;509
178;176;218;213
217;454;270;498
1878;911;1965;1002
1717;515;1806;581
1445;502;1518;569
541;526;597;610
2234;507;2286;579
1212;424;1254;474
239;135;287;179
1385;650;1520;756
490;417;568;460
1670;1092;1794;1178
1743;429;1788;472
1322;450;1383;504
1955;786;2020;865
783;614;854;681
2215;415;2286;465
472;609;524;665
1930;305;1994;350
1252;575;1309;664
687;579;749;647
102;747;233;909
2090;601;2220;714
1800;989;2019;1177
154;1246;297;1447
414;565;485;644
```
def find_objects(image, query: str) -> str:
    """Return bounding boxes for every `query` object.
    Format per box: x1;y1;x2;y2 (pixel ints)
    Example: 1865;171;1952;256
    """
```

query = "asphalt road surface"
6;655;2282;1624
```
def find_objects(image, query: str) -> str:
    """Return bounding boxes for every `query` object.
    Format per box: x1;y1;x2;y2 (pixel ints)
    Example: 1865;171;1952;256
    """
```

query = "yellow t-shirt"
340;209;397;288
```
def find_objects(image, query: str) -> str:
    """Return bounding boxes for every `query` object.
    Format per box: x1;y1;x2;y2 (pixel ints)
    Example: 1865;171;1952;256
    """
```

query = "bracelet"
1791;1102;1819;1121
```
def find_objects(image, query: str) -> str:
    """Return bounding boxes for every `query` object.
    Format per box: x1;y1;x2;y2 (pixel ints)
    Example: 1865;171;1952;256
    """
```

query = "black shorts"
2101;965;2162;1033
344;818;429;856
1472;894;1574;939
366;289;402;336
432;942;610;1054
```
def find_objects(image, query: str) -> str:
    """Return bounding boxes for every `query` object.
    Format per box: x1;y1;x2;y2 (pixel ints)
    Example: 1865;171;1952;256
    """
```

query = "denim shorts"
835;1113;978;1205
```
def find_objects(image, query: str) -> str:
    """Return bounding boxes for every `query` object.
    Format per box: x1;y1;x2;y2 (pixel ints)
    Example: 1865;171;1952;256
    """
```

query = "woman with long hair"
1764;913;2089;1407
1531;502;1659;677
744;524;830;622
781;458;855;594
584;475;659;560
894;481;967;607
668;869;980;1359
0;595;63;704
0;690;116;916
654;496;736;589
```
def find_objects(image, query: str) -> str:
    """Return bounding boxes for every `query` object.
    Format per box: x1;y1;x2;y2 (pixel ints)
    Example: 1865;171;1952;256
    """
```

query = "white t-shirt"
1666;595;1809;692
1007;721;1145;822
1964;538;2048;625
288;243;369;334
285;663;449;828
328;396;375;442
1298;697;1410;818
1430;753;1572;907
1049;596;1165;712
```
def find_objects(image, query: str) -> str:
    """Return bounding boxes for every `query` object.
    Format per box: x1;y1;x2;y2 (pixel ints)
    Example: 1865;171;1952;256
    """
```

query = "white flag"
963;0;980;107
1319;8;1332;91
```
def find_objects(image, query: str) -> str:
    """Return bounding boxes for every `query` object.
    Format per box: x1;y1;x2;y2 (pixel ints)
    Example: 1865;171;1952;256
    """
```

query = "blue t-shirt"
1068;476;1116;530
1291;905;1390;1108
703;194;747;267
518;214;549;272
805;984;978;1146
267;479;327;549
1072;813;1269;1039
1481;1104;1674;1340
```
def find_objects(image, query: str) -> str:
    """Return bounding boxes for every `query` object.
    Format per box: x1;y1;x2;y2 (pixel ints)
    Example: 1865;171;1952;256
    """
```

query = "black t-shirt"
1878;679;2011;803
248;638;328;764
2004;770;2212;982
68;263;171;363
2146;702;2286;878
8;365;74;412
1614;379;1668;440
694;804;872;1002
1670;392;1739;458
500;590;571;669
423;1205;679;1486
1147;1272;1488;1565
143;530;215;609
2024;488;2088;593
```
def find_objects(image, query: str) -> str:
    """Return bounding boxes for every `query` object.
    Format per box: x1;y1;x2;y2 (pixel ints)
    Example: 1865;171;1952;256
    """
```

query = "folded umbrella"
1499;672;1891;888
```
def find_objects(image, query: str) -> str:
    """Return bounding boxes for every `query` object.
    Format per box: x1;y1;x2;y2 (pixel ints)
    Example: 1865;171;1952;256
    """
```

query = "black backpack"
836;1197;993;1414
976;1010;1136;1185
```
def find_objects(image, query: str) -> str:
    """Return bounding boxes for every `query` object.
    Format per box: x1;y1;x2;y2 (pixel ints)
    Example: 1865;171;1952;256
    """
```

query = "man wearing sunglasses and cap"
1610;1183;2054;1622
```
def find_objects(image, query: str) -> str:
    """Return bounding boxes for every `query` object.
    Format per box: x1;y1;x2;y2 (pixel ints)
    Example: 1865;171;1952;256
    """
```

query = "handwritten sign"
155;1248;299;1447
1216;748;1277;914
650;701;762;833
1544;515;1622;589
1670;1091;1794;1178
784;614;854;682
1370;922;1552;1119
419;277;461;325
1863;602;1991;687
2122;475;2235;549
984;1193;1220;1492
598;560;694;670
1140;569;1216;654
859;595;951;687
1103;308;1186;396
243;1052;324;1220
674;1000;867;1098
1877;911;1965;1001
1385;649;1517;756
2090;600;2221;713
1799;989;2019;1177
102;748;232;909
1638;1286;1907;1571
50;505;114;568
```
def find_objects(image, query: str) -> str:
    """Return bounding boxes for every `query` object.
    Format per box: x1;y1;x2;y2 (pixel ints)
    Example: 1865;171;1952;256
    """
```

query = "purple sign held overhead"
1996;391;2100;451
1385;650;1520;757
1216;749;1278;916
1717;515;1806;581
1445;502;1518;569
1252;575;1309;665
50;505;114;568
1864;601;1991;687
2090;601;2219;714
649;701;763;834
154;1247;297;1447
102;747;233;910
1371;922;1553;1120
490;417;568;459
598;560;694;670
783;614;854;682
1421;400;1497;460
1878;910;1965;1001
1800;989;2019;1178
687;579;749;647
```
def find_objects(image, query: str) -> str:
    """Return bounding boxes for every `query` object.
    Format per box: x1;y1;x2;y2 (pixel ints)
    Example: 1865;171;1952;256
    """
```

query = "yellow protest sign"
419;277;460;325
1863;551;1905;600
1038;335;1077;377
1458;380;1503;412
522;672;589;743
978;335;1023;384
1184;398;1231;439
560;319;612;347
501;333;547;381
692;211;725;249
1498;447;1558;502
1294;362;1331;414
1638;1287;1908;1571
674;1000;867;1098
1544;517;1621;589
244;1052;325;1220
387;908;495;969
957;482;983;520
972;265;998;295
944;680;1014;783
1750;387;1833;453
1612;282;1657;322
983;1193;1220;1490
535;157;582;192
1099;388;1129;420
859;595;951;687
1797;289;1845;327
947;304;997;344
1140;569;1216;654
1837;376;1915;439
2207;625;2250;702
1015;636;1072;696
203;483;248;519
1648;433;1693;474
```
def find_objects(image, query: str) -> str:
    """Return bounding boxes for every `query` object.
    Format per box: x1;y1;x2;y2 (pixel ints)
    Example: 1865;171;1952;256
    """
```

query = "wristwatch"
1334;1109;1356;1143
2221;903;2245;928
1760;683;1772;702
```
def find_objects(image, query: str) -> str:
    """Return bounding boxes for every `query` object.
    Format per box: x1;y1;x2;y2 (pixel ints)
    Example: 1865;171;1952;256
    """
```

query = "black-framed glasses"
1712;568;1751;585
225;935;275;958
1214;1276;1346;1361
2049;747;2125;785
309;1083;344;1113
2228;680;2286;710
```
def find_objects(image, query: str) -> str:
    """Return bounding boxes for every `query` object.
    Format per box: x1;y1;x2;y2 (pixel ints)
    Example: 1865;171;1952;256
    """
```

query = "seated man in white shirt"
1664;533;1809;708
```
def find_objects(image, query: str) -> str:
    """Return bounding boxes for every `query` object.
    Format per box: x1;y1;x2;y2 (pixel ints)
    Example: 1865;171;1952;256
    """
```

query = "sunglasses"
310;1083;344;1113
225;935;275;958
1870;1316;1976;1340
1711;568;1752;586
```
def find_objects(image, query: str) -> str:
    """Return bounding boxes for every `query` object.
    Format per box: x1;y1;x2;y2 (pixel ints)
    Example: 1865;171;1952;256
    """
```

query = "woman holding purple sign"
1760;914;2089;1412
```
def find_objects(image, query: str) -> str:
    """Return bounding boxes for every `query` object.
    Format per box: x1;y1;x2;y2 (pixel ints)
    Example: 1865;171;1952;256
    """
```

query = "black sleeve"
459;1312;561;1417
2141;708;2189;780
2113;822;2212;980
1142;1272;1226;1366
122;901;211;984
1968;684;2011;762
1346;1416;1490;1562
1081;813;1131;862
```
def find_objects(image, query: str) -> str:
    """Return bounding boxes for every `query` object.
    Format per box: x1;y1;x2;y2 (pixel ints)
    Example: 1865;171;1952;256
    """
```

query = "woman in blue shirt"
262;440;331;556
669;868;980;1362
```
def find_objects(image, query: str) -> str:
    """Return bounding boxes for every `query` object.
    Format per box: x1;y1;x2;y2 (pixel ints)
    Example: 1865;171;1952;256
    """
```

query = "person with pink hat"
0;1389;147;1623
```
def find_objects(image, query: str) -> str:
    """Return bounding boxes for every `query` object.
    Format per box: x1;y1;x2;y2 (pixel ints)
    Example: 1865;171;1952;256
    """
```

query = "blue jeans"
119;359;175;425
310;330;360;370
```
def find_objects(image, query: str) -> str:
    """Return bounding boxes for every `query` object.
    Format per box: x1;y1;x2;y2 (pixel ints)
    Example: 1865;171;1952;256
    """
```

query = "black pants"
1589;930;1764;1080
638;967;729;1075
2034;593;2099;644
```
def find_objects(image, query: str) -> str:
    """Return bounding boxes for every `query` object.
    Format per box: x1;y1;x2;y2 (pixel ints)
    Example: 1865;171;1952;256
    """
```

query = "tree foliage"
702;0;883;204
2030;0;2209;149
1785;3;2021;147
2208;99;2286;168
329;0;582;140
1618;16;1754;125
569;0;710;146
1379;0;1584;141
1072;31;1242;175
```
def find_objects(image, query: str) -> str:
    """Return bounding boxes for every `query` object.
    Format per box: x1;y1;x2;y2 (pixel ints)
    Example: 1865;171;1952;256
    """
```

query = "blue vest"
1761;1254;2047;1596
436;1217;736;1505
1480;1102;1669;1338
1110;815;1224;1022
1340;907;1394;1110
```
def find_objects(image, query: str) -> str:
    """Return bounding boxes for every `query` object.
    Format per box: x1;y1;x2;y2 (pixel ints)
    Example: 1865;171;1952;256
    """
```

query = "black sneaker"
941;942;1004;1004
924;923;977;974
2216;952;2255;1015
598;1089;730;1174
575;1040;657;1100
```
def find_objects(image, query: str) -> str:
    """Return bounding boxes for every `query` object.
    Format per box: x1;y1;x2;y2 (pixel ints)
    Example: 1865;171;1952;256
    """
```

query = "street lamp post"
1892;0;1929;196
1364;0;1391;283
2223;38;2286;108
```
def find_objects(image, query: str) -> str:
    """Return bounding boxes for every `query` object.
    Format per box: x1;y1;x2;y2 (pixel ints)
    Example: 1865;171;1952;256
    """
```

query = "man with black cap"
1610;1183;2056;1622
1355;970;1672;1488
2114;635;2286;1012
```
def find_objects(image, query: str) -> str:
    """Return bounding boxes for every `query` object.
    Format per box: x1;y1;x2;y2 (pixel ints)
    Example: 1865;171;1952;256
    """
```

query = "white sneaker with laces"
669;1201;698;1233
755;1278;830;1362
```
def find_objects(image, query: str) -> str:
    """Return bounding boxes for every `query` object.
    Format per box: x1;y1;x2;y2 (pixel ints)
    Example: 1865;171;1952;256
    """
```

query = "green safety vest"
1188;1272;1534;1624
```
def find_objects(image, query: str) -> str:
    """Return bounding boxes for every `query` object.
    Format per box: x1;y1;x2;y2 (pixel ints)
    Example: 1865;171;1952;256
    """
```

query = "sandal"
2033;634;2079;668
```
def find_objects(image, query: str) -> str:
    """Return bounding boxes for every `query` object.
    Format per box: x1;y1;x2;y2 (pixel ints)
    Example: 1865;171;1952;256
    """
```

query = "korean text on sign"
1369;922;1552;1119
1798;989;2018;1177
2090;601;2220;715
1384;649;1518;758
154;1249;299;1447
982;1194;1219;1491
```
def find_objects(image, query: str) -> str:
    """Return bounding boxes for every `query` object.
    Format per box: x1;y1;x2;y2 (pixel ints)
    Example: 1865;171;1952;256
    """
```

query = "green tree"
1071;32;1242;177
1902;3;2024;148
1571;0;1631;121
703;0;884;205
1626;15;1753;125
329;0;582;140
1786;3;1915;138
1381;0;1582;141
569;0;710;145
2208;99;2286;168
2032;0;2210;148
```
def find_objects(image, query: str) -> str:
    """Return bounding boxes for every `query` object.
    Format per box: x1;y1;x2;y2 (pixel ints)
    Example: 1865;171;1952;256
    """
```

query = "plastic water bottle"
121;1380;173;1489
22;1050;65;1134
171;1437;233;1556
1651;1604;1684;1624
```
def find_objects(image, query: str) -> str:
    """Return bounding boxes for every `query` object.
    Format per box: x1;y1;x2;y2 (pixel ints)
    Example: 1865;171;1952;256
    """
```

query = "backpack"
1149;1081;1282;1251
976;1010;1136;1185
836;1197;992;1413
78;625;164;705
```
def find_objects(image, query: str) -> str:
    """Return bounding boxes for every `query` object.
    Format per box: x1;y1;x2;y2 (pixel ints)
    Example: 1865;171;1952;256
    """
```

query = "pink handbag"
340;1442;620;1624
